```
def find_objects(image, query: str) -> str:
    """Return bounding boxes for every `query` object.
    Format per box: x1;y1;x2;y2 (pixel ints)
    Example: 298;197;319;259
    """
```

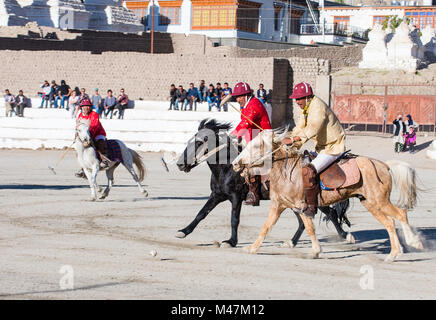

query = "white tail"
385;160;419;210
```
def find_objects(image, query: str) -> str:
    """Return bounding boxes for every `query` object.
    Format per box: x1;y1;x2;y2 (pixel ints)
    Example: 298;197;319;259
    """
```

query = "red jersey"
78;111;106;139
231;97;272;142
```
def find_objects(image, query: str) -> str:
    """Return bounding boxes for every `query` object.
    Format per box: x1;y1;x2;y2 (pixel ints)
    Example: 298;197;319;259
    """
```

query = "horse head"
76;119;92;148
177;118;234;173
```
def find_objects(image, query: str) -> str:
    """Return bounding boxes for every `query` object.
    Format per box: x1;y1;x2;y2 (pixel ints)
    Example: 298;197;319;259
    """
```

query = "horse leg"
100;163;119;199
244;202;286;254
175;195;225;239
360;200;403;262
83;166;98;201
281;210;305;248
298;213;322;258
124;162;148;197
221;194;243;248
319;206;355;243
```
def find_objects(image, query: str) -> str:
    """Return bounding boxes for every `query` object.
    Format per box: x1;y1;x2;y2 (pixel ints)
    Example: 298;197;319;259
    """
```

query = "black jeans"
116;103;127;119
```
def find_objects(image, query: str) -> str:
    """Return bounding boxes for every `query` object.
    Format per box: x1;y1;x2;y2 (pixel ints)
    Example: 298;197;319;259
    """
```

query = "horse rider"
230;82;272;206
281;82;346;218
75;98;113;178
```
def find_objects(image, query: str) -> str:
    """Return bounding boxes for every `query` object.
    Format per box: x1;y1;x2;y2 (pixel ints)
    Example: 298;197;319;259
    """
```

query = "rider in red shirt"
230;82;272;206
77;98;112;169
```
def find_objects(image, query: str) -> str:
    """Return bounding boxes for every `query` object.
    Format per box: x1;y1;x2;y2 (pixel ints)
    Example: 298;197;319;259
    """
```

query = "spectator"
114;88;129;119
168;84;177;110
69;90;80;118
405;114;418;131
206;84;217;112
221;82;232;112
215;83;223;111
79;88;89;102
74;86;81;96
404;126;417;154
393;114;406;153
266;89;273;104
15;90;28;117
56;80;71;110
49;80;59;108
4;89;16;117
175;85;188;111
187;83;200;111
91;88;103;116
198;80;207;103
103;89;117;119
257;83;267;104
39;80;51;108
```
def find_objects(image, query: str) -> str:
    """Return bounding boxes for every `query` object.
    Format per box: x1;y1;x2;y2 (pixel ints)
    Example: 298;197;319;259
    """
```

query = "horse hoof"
384;255;395;263
99;194;107;200
280;241;296;248
220;242;233;248
142;190;149;197
346;233;355;244
243;245;258;254
175;231;186;239
89;197;96;202
212;241;221;248
310;252;320;259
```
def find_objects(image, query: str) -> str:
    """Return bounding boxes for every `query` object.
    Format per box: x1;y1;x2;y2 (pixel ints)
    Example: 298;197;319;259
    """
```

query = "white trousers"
311;153;340;173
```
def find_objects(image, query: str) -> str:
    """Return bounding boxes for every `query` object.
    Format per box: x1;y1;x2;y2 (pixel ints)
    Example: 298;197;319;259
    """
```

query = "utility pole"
151;0;154;54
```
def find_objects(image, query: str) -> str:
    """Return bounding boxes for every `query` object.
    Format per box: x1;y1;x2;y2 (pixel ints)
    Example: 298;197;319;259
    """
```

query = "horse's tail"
130;149;146;182
385;160;420;210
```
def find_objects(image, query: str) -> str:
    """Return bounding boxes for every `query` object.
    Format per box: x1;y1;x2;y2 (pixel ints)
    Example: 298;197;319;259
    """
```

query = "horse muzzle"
82;139;91;148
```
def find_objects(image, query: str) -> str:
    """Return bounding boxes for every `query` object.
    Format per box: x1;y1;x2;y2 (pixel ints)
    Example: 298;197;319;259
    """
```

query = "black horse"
176;118;352;247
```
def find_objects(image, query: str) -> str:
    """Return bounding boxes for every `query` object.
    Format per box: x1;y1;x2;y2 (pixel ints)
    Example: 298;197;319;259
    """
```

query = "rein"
194;143;227;165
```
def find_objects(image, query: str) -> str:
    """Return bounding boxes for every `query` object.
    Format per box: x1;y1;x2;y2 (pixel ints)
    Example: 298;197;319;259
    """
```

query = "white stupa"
0;0;29;26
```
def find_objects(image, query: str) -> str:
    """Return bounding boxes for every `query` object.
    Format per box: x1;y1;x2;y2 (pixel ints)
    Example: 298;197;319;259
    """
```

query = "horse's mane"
198;118;233;132
272;118;294;143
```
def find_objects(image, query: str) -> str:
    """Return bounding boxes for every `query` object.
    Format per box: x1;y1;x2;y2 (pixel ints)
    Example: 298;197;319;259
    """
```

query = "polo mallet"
48;141;75;175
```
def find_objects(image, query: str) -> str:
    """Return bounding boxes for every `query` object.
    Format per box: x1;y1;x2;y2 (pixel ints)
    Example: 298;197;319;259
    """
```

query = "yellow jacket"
291;96;346;155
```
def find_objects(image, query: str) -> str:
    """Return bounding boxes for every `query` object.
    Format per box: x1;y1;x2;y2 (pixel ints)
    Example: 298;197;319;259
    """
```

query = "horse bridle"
75;123;93;148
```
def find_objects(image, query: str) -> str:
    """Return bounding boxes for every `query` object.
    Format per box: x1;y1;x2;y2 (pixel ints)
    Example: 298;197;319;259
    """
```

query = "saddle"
95;139;123;164
304;151;361;190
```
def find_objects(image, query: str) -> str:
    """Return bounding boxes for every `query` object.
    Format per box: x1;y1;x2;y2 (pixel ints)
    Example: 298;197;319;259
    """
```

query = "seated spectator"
187;83;200;111
206;84;217;112
198;80;207;103
79;88;89;102
103;89;117;119
168;84;177;110
257;83;267;104
15;90;28;117
69;90;80;118
39;80;51;108
49;80;59;108
114;88;129;119
4;89;16;117
221;82;232;112
92;88;103;116
56;80;71;110
175;85;188;111
404;126;417;154
215;83;223;111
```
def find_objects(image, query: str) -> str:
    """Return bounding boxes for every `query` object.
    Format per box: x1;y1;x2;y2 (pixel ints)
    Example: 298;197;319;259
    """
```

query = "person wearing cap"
230;81;272;206
282;82;346;218
77;98;112;170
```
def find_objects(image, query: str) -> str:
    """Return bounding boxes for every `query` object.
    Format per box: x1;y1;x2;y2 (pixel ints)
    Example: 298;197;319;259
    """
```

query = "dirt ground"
1;134;436;300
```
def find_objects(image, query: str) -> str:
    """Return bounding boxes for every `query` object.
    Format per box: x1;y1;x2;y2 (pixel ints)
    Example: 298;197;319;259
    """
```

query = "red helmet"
289;82;313;99
232;82;251;97
80;98;92;107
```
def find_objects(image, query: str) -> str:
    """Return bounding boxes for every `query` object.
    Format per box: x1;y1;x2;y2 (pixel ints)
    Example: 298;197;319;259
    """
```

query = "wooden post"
151;0;154;54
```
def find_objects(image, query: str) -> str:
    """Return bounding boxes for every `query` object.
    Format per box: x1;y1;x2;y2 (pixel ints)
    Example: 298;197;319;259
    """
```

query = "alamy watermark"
59;7;75;30
359;265;374;290
59;265;74;290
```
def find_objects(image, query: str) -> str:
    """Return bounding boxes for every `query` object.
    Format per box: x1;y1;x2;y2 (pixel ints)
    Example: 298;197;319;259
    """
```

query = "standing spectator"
198;80;207;103
221;82;232;112
4;89;16;117
215;83;223;111
15;90;28;117
56;80;71;109
168;84;177;110
405;114;418;131
206;84;217;112
69;90;80;118
79;88;89;102
49;80;59;108
115;88;129;119
404;126;417;154
175;85;188;111
39;80;51;108
257;83;267;104
103;89;117;119
393;114;406;153
91;88;103;116
187;83;200;111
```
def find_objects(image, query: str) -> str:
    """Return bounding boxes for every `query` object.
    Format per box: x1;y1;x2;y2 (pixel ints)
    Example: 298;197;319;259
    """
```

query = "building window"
159;6;181;25
405;10;436;29
192;5;235;30
237;5;260;33
274;5;283;31
124;1;149;25
334;16;350;32
289;9;303;35
373;16;389;26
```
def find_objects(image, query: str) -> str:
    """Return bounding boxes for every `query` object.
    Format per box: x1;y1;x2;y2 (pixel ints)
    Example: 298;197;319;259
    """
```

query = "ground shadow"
413;140;433;153
146;196;210;201
0;184;136;190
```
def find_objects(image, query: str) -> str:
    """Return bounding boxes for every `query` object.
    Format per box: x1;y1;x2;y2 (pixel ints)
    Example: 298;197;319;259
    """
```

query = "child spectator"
168;84;177;110
404;126;417;154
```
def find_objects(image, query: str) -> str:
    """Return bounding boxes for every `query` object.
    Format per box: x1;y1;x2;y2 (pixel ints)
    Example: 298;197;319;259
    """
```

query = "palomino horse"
176;118;352;248
233;129;424;262
75;120;148;200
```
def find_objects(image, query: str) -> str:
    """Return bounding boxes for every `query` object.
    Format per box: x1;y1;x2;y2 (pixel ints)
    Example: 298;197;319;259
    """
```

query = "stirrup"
243;192;260;206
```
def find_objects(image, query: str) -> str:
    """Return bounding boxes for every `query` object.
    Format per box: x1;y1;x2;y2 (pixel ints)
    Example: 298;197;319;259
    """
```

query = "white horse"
75;120;148;200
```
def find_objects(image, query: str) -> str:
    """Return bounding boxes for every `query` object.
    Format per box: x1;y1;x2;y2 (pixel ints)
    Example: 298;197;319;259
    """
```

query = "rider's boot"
244;175;260;206
95;139;113;169
302;163;319;219
75;168;86;179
